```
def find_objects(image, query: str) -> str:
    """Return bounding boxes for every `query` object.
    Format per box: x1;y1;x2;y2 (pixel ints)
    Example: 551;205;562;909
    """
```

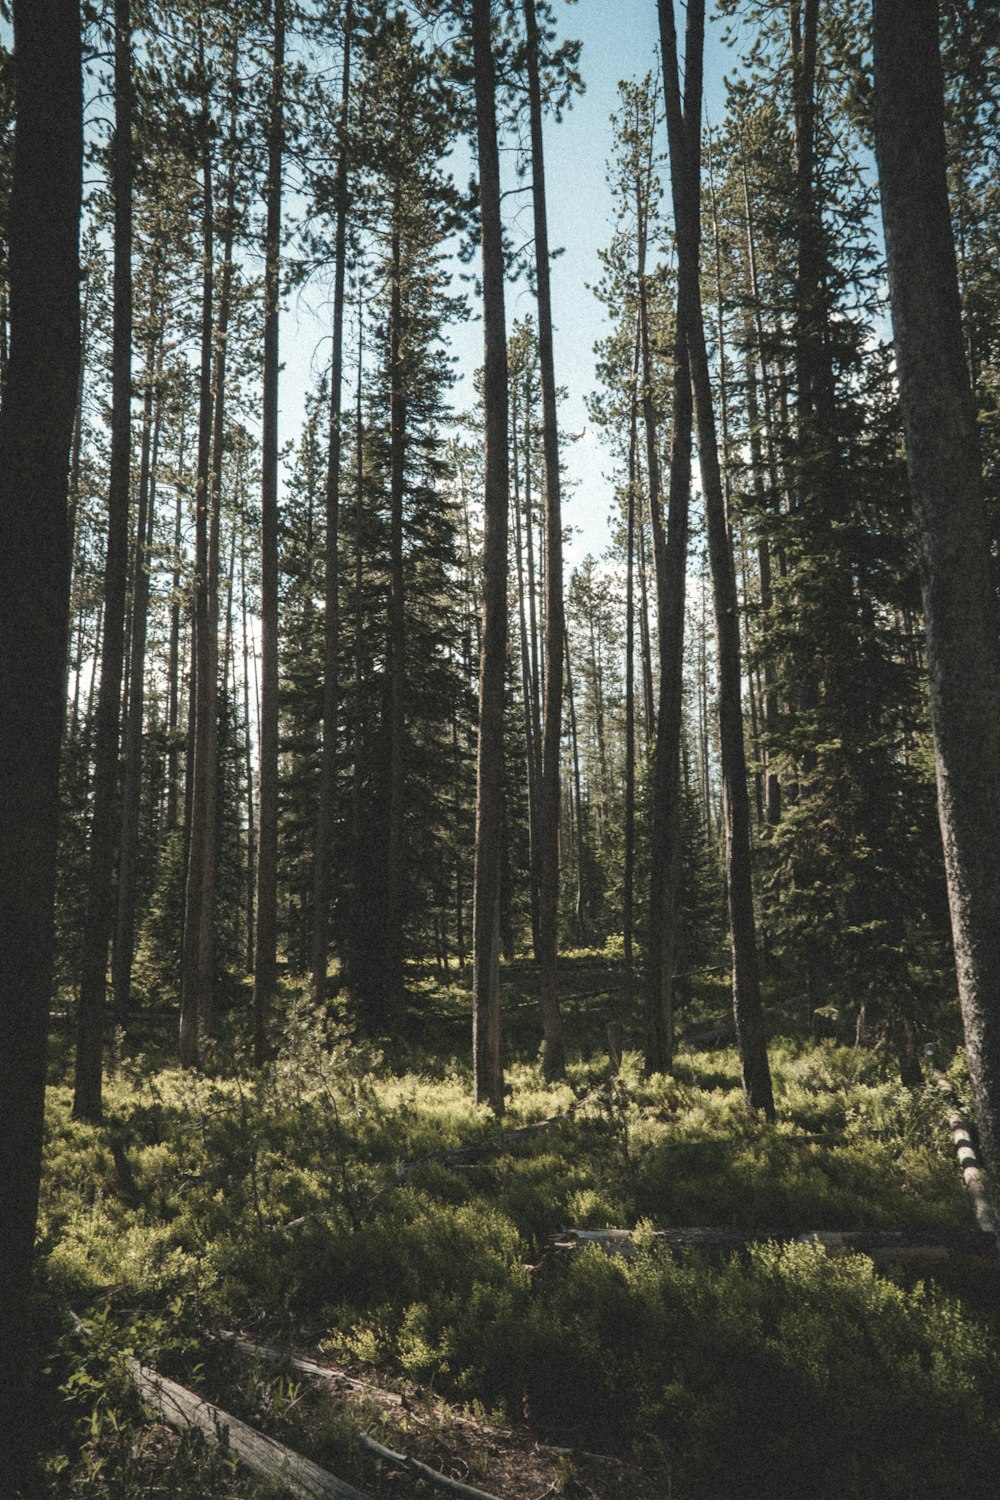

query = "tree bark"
874;0;1000;1229
471;0;509;1115
112;327;162;1025
179;41;216;1070
524;0;565;1079
254;0;285;1066
311;2;352;1006
74;0;133;1120
0;0;81;1464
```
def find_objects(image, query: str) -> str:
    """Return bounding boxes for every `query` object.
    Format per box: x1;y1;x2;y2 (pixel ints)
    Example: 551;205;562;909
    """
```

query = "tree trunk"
254;0;285;1066
74;0;132;1120
0;0;81;1464
524;0;565;1078
874;0;1000;1229
165;417;186;837
112;327;162;1025
471;0;509;1115
179;46;215;1070
511;401;541;954
311;2;352;1006
659;0;774;1116
564;633;586;941
384;186;407;1027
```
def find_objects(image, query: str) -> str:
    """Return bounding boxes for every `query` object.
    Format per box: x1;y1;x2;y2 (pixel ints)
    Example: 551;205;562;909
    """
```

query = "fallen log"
216;1335;405;1409
125;1359;373;1500
541;1225;998;1271
219;1335;506;1499
925;1046;999;1237
356;1431;502;1500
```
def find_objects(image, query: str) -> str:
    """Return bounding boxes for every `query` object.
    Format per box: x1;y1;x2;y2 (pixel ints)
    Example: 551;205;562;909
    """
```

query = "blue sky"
284;0;738;563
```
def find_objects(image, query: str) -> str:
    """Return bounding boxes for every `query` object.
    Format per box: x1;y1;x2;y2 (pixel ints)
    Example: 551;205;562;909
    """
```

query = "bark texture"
874;0;1000;1228
0;0;81;1466
470;0;509;1114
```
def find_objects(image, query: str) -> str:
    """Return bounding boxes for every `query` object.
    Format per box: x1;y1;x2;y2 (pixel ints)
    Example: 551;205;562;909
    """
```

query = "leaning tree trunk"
0;0;81;1467
659;0;774;1117
874;0;1000;1227
524;0;565;1079
471;0;510;1115
254;0;285;1067
74;0;132;1121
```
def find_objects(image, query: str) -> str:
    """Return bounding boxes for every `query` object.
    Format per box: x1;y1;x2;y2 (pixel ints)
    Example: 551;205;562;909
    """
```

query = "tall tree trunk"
240;531;256;972
0;0;81;1463
471;0;509;1115
179;42;215;1070
112;327;162;1025
254;0;285;1066
524;0;565;1078
564;633;586;941
659;0;774;1116
165;417;186;837
190;53;240;1043
311;1;352;1005
740;145;782;825
74;0;132;1120
874;0;1000;1227
384;184;407;1027
512;400;541;954
623;375;638;1021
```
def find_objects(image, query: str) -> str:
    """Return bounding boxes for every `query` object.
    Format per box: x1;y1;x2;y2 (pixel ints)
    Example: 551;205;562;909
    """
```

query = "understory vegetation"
32;955;1000;1499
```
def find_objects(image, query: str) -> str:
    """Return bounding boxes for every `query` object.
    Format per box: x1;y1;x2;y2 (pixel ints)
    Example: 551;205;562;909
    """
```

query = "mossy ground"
30;953;1000;1498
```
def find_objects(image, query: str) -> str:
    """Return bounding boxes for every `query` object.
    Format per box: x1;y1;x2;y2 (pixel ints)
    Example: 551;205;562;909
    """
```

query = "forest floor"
29;952;1000;1498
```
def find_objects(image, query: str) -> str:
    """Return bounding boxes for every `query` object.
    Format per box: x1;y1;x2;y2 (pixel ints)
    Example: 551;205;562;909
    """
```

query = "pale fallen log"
216;1334;405;1409
218;1335;505;1499
126;1359;373;1500
543;1225;998;1270
356;1431;502;1500
925;1045;999;1237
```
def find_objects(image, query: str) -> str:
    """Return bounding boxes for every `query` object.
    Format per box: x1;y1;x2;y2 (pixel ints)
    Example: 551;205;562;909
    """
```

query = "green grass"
29;963;1000;1498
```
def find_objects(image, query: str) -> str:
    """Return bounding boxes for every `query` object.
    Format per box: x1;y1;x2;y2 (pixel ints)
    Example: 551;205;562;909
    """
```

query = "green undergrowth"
31;973;1000;1498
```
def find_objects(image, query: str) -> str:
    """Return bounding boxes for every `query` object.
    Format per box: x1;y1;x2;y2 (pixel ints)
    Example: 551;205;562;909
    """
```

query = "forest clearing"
3;0;1000;1495
27;963;1000;1496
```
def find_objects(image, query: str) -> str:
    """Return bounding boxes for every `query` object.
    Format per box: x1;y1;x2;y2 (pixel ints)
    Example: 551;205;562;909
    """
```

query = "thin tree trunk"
659;0;774;1116
166;418;186;836
874;0;1000;1227
0;0;81;1463
179;40;215;1070
511;398;541;954
524;0;565;1078
112;327;162;1025
383;183;407;1027
254;0;285;1066
311;1;352;1005
240;531;256;973
471;0;509;1115
74;0;133;1120
564;633;586;941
